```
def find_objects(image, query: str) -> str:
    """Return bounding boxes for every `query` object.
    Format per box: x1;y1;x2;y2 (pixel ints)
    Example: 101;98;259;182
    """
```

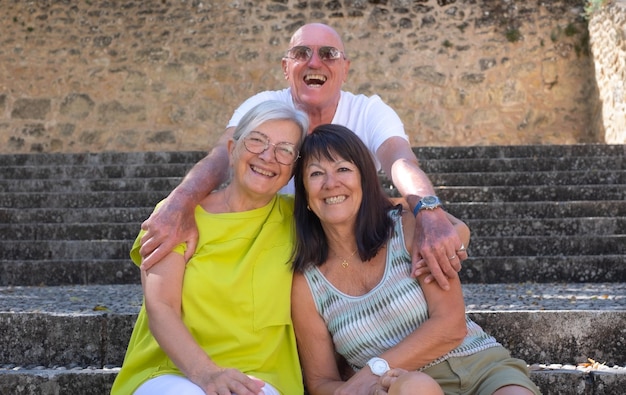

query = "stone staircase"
0;145;625;394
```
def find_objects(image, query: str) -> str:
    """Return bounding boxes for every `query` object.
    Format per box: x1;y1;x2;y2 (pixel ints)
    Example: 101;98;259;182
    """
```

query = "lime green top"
111;195;302;394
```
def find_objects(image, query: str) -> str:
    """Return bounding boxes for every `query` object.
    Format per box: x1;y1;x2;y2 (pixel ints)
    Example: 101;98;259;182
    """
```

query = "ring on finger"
458;243;466;252
448;254;457;260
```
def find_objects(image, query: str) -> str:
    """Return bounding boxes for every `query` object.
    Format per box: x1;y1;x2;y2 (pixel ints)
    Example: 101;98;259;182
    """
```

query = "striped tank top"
303;209;500;371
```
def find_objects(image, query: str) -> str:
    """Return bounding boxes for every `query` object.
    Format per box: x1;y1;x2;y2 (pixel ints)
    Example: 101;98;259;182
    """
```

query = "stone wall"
0;0;607;153
588;0;626;144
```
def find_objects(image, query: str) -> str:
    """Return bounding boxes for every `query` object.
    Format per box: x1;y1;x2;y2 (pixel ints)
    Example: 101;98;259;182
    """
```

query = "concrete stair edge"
0;284;624;367
1;367;625;395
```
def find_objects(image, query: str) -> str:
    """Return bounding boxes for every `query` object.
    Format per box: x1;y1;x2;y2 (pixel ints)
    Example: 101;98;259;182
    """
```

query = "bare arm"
292;274;378;395
139;127;235;270
376;137;465;290
377;211;469;369
143;251;264;394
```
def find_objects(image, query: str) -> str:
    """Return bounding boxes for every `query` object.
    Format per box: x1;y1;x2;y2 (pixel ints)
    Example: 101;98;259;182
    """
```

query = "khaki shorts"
423;346;541;395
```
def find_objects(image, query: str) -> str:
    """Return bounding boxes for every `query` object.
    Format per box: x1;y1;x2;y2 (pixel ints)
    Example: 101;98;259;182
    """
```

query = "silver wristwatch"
413;195;442;216
366;357;390;376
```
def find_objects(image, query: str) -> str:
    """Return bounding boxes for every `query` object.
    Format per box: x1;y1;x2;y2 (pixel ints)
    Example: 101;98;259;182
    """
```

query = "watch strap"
412;200;424;216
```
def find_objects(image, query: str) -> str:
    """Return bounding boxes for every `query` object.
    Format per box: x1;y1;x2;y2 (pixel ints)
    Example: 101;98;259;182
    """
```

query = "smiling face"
282;23;351;113
303;150;363;228
230;119;302;199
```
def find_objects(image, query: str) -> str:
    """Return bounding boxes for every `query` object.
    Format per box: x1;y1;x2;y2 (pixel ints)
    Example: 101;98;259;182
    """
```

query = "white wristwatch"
366;357;390;376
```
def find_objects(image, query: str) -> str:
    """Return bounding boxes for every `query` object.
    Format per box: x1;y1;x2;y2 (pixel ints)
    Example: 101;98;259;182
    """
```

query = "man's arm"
138;127;235;270
376;136;465;290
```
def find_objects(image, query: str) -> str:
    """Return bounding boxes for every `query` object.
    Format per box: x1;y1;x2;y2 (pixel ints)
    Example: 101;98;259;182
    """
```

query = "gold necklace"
336;248;358;268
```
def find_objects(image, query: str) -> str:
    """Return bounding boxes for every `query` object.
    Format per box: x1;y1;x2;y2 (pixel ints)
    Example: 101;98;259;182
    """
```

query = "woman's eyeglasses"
285;46;344;63
243;131;299;165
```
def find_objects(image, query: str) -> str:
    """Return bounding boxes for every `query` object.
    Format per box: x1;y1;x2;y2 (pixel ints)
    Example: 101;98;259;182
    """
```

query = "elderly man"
139;23;467;289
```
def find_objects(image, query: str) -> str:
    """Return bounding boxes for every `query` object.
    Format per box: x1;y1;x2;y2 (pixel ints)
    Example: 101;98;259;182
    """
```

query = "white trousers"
134;374;281;395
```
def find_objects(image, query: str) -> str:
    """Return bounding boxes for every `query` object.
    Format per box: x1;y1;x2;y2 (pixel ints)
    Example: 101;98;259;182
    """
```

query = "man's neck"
293;93;341;133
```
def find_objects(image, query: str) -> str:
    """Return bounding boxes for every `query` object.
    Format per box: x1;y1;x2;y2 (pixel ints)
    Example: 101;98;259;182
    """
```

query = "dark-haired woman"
291;124;541;395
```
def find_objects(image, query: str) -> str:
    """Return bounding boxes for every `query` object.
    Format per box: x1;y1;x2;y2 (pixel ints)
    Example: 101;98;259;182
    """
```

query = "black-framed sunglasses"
243;131;299;165
285;46;345;62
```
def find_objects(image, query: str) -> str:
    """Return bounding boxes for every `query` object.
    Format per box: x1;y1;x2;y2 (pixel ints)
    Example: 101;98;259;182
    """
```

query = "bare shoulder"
291;272;312;300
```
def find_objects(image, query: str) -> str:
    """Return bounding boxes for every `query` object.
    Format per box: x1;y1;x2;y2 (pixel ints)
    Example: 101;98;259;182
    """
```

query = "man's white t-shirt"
227;88;408;194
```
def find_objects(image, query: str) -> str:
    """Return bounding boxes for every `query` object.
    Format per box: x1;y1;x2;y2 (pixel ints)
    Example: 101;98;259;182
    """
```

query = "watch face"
423;195;438;205
369;358;390;375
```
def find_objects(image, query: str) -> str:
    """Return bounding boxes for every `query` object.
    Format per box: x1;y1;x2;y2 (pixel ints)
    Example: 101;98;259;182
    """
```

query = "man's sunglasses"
285;46;345;62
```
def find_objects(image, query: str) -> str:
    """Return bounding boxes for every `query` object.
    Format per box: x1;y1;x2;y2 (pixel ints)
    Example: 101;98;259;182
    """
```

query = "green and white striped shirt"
303;209;500;371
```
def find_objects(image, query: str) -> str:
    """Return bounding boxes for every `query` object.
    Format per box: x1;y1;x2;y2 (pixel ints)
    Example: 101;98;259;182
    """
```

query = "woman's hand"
332;368;379;395
195;369;265;395
379;368;443;395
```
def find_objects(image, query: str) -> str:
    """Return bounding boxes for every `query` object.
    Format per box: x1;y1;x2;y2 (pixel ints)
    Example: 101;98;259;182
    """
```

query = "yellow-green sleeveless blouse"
111;195;302;394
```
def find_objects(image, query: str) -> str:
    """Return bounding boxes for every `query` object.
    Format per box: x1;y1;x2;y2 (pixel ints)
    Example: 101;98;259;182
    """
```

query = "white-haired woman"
112;100;309;395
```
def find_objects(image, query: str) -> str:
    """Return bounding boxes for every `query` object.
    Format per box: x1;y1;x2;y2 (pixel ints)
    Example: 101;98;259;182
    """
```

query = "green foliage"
550;29;559;43
442;40;453;48
564;23;579;37
585;0;609;19
505;28;522;43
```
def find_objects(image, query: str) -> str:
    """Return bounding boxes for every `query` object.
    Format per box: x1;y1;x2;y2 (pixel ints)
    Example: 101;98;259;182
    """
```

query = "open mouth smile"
304;74;327;87
324;195;346;205
251;165;276;177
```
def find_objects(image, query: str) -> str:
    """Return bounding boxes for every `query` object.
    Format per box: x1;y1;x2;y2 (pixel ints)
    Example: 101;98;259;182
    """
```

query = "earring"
307;205;311;211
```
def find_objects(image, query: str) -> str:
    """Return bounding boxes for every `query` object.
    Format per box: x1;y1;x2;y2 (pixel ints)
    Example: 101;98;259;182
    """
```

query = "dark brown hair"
292;124;397;273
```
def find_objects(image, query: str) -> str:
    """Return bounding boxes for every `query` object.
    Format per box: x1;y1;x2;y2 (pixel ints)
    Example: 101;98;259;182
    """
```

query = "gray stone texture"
0;1;624;154
0;144;625;393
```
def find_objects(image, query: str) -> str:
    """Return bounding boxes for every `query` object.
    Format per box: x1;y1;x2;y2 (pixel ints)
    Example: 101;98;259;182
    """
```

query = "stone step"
466;217;626;237
0;368;119;395
0;177;184;193
3;170;625;193
0;367;624;395
0;184;626;208
0;234;626;260
2;201;624;225
0;207;152;224
3;216;623;241
0;163;194;180
2;184;624;210
461;255;626;283
0;151;200;167
1;235;622;260
429;170;626;187
0;223;138;241
469;235;626;256
412;144;626;160
0;191;169;209
0;283;623;366
1;145;623;167
2;254;624;286
0;240;133;260
446;201;626;220
419;155;625;173
0;151;207;167
0;260;140;286
1;155;623;181
438;184;625;202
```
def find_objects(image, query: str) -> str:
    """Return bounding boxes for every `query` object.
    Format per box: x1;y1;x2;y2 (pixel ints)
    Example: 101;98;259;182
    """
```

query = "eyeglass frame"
242;131;300;165
284;45;345;63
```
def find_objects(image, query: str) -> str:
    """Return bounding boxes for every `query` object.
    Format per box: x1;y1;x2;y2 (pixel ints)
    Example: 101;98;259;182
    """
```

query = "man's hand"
410;208;467;289
139;195;199;271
